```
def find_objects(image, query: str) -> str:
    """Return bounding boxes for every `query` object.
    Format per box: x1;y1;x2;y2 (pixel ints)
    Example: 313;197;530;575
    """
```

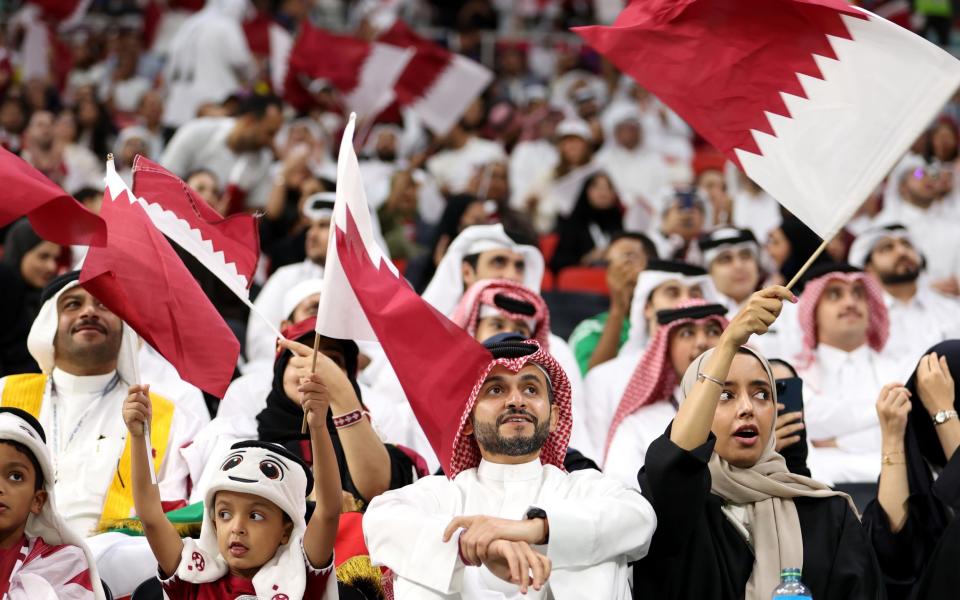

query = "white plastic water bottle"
771;568;813;599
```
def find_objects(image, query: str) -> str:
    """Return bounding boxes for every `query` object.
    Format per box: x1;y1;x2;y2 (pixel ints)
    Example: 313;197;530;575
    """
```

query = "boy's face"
0;443;46;543
213;490;293;578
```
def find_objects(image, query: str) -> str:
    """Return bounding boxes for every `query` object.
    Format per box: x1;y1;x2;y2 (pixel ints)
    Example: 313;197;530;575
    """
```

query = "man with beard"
363;335;655;599
794;264;897;485
849;222;960;368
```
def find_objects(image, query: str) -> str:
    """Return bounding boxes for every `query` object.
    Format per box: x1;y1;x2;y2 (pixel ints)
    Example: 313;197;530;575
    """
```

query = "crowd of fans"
2;1;960;599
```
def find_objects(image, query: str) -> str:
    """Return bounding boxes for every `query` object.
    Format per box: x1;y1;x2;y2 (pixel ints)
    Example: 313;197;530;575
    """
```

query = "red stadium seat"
555;267;609;295
392;258;408;275
540;269;555;292
538;234;559;265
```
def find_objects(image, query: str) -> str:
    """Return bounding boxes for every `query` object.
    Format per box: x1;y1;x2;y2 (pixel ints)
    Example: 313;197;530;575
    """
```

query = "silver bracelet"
697;372;724;386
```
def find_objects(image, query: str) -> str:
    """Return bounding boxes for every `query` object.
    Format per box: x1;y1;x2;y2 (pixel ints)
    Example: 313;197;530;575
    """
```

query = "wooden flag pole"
785;238;831;291
301;334;322;434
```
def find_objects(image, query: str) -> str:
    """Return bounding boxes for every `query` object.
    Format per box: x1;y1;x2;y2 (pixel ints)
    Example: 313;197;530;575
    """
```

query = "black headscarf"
0;219;50;376
256;325;416;506
550;172;624;272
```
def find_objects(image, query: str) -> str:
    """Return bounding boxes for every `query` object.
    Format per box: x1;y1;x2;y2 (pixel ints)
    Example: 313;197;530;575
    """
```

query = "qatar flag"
315;113;492;472
378;20;494;136
283;23;412;119
0;146;105;247
574;0;960;240
80;160;240;398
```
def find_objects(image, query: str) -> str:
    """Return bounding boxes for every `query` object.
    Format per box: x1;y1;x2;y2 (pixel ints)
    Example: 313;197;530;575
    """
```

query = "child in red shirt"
123;358;343;600
0;407;106;599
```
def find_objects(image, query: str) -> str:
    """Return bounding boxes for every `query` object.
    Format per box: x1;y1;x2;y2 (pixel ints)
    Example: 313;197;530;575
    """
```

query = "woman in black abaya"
863;340;960;600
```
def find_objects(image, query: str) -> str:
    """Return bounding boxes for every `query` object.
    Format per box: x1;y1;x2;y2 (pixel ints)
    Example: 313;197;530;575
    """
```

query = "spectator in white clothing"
160;94;284;210
849;222;960;371
794;264;895;484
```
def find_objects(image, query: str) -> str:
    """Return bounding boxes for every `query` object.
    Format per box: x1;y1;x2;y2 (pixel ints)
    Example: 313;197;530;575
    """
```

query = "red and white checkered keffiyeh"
796;271;889;367
450;279;551;350
604;299;729;463
448;340;572;479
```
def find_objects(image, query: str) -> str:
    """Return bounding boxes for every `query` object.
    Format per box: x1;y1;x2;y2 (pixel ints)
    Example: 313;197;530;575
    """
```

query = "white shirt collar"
815;343;871;366
51;368;119;395
476;458;544;483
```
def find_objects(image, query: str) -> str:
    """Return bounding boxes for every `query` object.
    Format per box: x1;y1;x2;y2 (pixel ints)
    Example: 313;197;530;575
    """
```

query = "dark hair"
768;358;799;378
607;231;659;261
0;440;44;491
73;187;103;205
463;253;480;271
185;168;220;189
237;94;283;119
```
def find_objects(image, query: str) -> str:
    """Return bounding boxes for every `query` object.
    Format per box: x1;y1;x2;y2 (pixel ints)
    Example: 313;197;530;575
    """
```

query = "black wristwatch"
525;506;549;543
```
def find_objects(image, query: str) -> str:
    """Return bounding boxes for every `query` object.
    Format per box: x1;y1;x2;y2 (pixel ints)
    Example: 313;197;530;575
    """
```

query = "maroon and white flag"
378;20;494;136
575;0;960;240
283;23;412;119
315;113;492;472
80;160;239;397
0;147;105;247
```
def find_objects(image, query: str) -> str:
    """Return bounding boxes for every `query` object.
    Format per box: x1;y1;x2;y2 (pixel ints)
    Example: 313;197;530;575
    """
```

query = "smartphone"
676;190;698;210
776;377;804;415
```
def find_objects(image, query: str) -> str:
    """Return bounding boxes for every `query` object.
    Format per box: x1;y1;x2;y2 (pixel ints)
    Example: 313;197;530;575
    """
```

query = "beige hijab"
680;346;856;600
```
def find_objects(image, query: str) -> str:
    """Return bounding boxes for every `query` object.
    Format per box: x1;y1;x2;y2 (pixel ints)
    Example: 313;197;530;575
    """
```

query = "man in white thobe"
0;273;199;539
160;95;283;210
849;221;960;370
583;260;714;453
602;302;727;489
392;224;589;464
364;335;656;599
794;265;897;485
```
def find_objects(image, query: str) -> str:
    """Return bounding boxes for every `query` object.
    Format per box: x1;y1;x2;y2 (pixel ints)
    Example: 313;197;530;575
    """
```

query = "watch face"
936;413;947;424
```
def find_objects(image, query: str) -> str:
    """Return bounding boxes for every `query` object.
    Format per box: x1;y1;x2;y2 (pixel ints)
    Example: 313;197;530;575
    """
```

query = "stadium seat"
555;267;609;295
538;234;559;265
540;269;555;292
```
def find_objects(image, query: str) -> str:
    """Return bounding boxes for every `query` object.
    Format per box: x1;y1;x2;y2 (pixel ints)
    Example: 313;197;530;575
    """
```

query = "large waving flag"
131;156;259;299
378;20;494;136
80;160;239;397
574;0;960;240
127;155;281;339
283;23;413;119
316;114;491;472
0;147;105;246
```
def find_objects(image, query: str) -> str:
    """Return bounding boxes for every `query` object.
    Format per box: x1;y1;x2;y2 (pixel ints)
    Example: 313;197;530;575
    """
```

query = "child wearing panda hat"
123;369;342;600
0;407;106;599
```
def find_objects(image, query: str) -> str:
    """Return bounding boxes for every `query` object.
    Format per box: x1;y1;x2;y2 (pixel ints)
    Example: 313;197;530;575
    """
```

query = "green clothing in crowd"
568;311;631;375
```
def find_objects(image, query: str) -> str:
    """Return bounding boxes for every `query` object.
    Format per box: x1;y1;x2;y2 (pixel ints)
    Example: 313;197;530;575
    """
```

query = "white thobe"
245;260;325;368
883;287;960;370
594;145;669;231
582;350;640;457
509;140;558;212
603;399;677;490
426;137;506;194
159;117;274;208
798;344;892;485
364;459;656;600
161;4;254;128
138;344;211;426
0;369;198;536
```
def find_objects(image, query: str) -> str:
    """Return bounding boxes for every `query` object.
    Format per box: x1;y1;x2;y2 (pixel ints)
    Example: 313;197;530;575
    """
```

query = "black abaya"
633;433;884;600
